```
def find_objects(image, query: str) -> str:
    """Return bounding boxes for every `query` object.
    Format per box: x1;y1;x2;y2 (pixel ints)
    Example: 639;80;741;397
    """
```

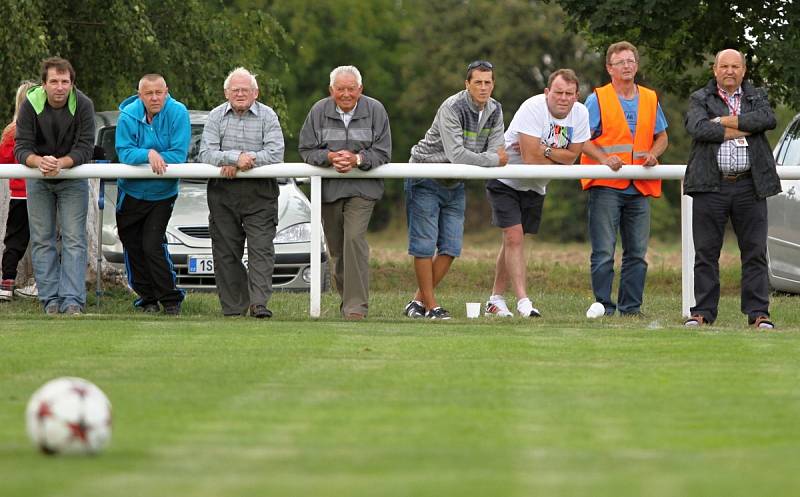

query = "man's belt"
720;170;752;182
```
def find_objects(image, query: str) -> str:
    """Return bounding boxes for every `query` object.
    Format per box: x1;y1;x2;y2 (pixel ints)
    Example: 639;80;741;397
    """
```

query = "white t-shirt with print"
501;93;590;194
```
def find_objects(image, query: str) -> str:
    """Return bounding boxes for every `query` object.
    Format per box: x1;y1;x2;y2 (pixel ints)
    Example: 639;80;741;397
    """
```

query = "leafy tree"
1;0;288;122
551;0;800;109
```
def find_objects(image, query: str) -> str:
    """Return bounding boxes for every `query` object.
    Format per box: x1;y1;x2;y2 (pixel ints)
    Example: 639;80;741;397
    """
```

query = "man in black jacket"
14;57;95;315
683;48;779;329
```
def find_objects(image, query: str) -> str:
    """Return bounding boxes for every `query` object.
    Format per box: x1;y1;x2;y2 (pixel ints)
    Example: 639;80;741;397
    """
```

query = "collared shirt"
198;101;284;168
335;101;357;128
716;86;750;174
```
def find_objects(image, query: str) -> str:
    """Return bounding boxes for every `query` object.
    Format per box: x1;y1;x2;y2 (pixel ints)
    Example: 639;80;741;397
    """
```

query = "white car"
94;110;329;291
767;112;800;293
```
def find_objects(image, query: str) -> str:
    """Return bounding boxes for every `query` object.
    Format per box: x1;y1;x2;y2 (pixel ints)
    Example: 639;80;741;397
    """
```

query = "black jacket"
684;79;780;199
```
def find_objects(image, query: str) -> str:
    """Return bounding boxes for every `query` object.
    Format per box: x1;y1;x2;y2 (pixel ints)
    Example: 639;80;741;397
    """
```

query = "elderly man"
404;60;508;320
115;74;190;315
14;57;95;315
683;49;779;329
485;69;589;318
298;65;391;320
199;67;285;318
580;41;669;318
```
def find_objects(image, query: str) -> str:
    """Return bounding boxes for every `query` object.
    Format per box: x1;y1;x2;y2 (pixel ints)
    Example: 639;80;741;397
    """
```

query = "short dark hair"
547;69;580;92
606;41;639;65
40;57;75;84
466;60;495;81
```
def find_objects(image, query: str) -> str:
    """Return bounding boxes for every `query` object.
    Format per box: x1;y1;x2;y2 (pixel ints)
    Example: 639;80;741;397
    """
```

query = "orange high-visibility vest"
580;84;661;197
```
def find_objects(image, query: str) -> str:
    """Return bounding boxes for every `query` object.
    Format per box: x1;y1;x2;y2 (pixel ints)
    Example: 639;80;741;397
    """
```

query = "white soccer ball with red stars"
25;377;112;455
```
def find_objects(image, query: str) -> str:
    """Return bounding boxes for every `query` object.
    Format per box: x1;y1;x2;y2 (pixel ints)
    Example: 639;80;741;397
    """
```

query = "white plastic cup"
466;302;481;318
586;302;606;319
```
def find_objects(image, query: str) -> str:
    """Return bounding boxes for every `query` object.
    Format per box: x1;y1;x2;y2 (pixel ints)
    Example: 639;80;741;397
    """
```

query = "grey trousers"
207;178;278;316
321;196;375;316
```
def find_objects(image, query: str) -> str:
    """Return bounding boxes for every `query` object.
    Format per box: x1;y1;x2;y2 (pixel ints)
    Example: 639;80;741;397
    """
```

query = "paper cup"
466;302;481;318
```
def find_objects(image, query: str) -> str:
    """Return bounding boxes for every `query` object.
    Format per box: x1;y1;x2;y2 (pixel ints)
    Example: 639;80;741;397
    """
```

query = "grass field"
2;240;800;496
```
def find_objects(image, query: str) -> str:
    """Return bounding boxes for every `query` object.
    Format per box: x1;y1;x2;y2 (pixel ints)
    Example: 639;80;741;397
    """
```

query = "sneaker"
163;301;182;316
0;279;14;302
426;306;451;320
249;304;272;319
13;281;38;299
63;304;82;316
517;298;542;318
404;300;426;319
44;301;60;315
141;303;160;313
485;298;513;317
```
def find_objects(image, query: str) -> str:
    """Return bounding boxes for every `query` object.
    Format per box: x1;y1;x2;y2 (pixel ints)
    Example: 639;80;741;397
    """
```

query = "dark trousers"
2;199;29;280
207;178;278;316
116;193;183;306
691;177;769;323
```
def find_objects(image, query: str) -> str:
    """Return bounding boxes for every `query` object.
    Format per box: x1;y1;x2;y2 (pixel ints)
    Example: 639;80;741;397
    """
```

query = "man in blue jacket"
115;74;190;315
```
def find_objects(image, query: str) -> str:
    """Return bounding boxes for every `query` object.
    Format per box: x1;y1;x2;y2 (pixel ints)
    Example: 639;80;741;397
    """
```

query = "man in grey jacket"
298;65;391;320
404;60;508;320
683;48;779;329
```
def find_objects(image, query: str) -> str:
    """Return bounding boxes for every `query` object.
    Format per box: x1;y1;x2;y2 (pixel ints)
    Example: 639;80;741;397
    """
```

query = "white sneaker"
517;298;542;318
14;281;38;299
485;296;513;317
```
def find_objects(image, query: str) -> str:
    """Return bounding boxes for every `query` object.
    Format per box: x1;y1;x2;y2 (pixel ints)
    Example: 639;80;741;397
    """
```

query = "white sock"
489;294;506;304
517;298;533;314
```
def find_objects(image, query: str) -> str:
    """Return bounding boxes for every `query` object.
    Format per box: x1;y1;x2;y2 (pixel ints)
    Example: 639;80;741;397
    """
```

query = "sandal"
684;314;707;327
753;315;775;329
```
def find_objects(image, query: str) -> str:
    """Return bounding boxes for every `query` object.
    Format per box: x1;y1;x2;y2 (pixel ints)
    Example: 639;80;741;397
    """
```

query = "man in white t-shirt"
485;69;590;317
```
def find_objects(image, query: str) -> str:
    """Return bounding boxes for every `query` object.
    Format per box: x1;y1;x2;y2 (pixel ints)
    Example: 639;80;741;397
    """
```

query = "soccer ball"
25;377;112;455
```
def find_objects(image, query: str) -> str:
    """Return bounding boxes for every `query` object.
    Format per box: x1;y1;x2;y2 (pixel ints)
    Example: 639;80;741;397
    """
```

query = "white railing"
4;163;800;318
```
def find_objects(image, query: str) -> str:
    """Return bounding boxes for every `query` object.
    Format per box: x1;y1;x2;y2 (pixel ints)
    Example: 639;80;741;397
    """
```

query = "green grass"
2;253;800;496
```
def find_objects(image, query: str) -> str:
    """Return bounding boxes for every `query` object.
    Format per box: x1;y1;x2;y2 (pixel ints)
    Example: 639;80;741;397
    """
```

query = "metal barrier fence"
3;162;800;317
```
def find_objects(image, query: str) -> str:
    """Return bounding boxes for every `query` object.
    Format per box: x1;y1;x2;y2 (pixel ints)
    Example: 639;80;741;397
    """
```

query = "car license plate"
188;255;248;274
188;255;214;274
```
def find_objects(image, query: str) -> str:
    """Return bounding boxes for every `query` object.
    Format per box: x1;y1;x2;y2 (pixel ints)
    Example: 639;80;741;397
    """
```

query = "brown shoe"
753;315;775;329
345;313;364;321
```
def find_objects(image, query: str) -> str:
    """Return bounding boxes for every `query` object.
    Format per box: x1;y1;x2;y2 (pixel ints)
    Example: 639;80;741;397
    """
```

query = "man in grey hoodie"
403;60;508;320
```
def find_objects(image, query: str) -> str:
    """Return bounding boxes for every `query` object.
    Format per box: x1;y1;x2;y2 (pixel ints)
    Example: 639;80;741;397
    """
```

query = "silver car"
768;112;800;292
94;110;329;291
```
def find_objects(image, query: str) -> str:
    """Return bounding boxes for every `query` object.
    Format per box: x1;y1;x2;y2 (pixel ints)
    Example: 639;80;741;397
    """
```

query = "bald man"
115;74;191;315
683;49;780;329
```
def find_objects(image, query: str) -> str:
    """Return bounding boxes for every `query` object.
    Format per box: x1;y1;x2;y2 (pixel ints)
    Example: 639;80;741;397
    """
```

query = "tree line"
3;0;797;241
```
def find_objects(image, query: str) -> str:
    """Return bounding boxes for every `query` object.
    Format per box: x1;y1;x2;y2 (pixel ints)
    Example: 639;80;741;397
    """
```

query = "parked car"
94;110;329;291
767;112;800;293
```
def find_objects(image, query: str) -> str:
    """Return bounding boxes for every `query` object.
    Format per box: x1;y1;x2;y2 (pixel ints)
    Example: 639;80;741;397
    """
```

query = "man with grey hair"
298;65;391;320
199;67;285;318
115;73;190;315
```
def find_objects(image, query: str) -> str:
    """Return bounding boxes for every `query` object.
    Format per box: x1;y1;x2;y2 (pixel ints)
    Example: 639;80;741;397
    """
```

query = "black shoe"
404;300;426;318
163;301;182;316
250;304;272;319
141;303;160;313
425;306;451;320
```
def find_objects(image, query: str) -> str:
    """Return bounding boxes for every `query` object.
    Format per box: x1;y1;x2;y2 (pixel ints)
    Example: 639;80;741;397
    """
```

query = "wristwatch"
544;147;553;159
712;117;721;124
356;153;362;166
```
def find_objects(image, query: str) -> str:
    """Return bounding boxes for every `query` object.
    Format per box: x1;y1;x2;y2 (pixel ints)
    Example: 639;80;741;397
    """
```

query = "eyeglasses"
467;60;494;71
609;59;637;68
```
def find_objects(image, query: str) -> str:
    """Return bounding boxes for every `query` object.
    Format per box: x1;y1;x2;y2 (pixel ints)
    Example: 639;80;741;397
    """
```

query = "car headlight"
275;223;311;244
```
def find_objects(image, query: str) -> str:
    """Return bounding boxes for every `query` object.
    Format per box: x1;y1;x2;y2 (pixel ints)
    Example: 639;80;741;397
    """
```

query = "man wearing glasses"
404;60;508;320
199;67;285;319
580;41;669;318
115;74;190;315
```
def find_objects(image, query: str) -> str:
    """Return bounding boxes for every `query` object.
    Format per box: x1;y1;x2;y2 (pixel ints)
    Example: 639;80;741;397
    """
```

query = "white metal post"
681;185;695;317
310;175;322;318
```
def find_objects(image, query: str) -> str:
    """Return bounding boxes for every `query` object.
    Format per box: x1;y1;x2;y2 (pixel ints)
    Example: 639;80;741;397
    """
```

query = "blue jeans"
588;187;650;315
405;179;465;257
26;179;89;311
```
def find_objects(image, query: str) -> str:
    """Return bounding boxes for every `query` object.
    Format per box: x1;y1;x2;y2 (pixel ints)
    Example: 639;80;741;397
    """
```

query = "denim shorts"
405;178;465;258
